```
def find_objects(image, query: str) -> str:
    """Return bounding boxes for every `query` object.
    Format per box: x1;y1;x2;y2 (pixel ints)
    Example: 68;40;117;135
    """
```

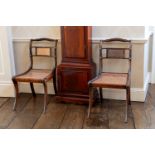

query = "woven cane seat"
91;73;128;88
15;69;53;83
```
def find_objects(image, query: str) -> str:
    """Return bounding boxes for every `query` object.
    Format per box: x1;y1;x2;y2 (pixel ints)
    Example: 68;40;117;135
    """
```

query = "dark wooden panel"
57;26;96;104
59;68;89;94
57;64;96;103
62;26;86;59
56;96;89;104
60;104;86;129
8;95;45;129
0;94;31;129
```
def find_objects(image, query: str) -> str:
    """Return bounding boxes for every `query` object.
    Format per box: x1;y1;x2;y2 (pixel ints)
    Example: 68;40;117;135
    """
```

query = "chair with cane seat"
12;38;58;113
88;38;132;123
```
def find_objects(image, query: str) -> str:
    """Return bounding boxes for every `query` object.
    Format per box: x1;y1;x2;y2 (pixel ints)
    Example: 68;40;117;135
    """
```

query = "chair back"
29;38;58;70
99;38;132;74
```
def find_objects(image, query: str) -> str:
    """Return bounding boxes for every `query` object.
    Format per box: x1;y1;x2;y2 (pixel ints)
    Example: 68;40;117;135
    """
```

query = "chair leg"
99;88;103;104
125;88;129;123
30;82;36;97
88;86;93;118
43;82;48;114
128;87;131;105
53;68;57;95
12;80;19;111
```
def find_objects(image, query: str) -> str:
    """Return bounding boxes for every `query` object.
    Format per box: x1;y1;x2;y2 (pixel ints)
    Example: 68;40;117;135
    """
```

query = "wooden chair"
12;38;58;113
88;38;132;123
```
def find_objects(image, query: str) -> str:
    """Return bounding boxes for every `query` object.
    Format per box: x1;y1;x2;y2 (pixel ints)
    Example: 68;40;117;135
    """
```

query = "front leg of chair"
125;88;129;123
30;82;36;97
43;82;48;114
53;68;57;95
99;88;103;104
12;79;19;111
88;85;93;118
127;87;131;105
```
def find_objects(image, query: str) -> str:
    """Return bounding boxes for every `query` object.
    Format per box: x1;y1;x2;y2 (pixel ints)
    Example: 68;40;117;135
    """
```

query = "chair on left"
12;38;58;113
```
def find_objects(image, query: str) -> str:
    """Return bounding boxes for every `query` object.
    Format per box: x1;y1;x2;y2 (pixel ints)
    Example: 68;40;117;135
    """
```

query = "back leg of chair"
99;88;103;104
125;88;129;123
53;68;57;95
88;85;94;118
43;82;48;114
30;82;36;97
12;79;19;111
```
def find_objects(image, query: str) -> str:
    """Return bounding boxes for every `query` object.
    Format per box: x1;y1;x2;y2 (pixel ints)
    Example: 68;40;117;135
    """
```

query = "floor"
0;84;155;129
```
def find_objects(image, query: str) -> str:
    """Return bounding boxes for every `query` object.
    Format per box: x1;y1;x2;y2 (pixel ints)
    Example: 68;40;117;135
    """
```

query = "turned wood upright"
56;26;96;104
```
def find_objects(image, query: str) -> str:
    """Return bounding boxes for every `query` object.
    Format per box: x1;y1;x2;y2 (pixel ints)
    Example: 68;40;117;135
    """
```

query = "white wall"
12;26;60;39
12;26;145;40
0;27;15;97
144;26;153;82
151;27;155;83
92;26;145;39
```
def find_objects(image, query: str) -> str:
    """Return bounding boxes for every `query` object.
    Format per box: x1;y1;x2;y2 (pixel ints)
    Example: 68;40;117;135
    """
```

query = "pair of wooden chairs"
12;37;132;123
12;38;58;113
88;38;132;123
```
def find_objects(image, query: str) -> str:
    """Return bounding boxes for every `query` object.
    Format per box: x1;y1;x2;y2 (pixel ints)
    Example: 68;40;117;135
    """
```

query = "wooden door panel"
59;68;89;95
56;26;96;104
62;26;87;59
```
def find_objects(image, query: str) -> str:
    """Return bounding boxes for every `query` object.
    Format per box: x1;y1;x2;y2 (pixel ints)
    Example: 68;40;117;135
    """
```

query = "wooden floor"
0;84;155;129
